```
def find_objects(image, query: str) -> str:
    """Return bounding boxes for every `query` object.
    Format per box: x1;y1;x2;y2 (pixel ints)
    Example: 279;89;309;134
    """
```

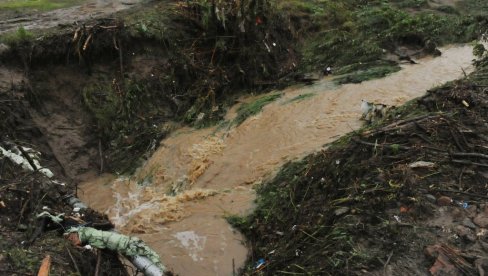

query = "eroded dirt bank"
79;45;474;275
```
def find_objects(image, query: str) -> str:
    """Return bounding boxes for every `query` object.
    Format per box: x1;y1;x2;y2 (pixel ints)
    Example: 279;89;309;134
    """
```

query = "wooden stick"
451;152;488;160
66;246;81;275
95;249;102;276
98;139;104;175
17;145;37;171
451;159;488;168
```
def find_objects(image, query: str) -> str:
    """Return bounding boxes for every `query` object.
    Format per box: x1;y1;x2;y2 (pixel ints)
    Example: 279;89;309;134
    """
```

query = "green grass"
282;92;316;104
334;64;401;84
233;93;282;125
0;0;81;11
0;26;33;46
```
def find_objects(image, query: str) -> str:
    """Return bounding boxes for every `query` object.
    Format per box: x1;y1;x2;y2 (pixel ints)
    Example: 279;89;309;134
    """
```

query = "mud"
0;0;145;34
79;44;474;275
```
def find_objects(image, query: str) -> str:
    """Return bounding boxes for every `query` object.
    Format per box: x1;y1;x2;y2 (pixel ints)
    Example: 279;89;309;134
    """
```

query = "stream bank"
79;44;474;275
1;0;486;275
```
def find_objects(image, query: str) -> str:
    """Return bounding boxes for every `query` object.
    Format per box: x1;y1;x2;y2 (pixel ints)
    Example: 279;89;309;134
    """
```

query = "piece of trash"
275;231;284;236
37;255;52;276
291;225;297;231
457;201;469;209
409;161;435;168
66;227;165;272
255;258;266;269
0;201;5;208
393;215;401;223
73;207;81;212
462;100;470;107
37;211;64;223
335;160;340;165
268;250;276;255
295;249;302;256
84;244;93;250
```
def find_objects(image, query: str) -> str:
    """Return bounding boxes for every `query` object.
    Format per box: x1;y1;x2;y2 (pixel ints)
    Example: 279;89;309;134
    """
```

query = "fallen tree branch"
430;188;488;200
451;159;488;168
352;138;411;150
362;114;440;136
451;152;488;160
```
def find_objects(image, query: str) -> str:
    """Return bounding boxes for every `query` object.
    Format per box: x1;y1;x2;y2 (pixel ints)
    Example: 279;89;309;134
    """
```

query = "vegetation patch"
283;92;316;104
0;26;33;46
233;54;488;274
0;0;81;11
334;63;401;84
233;93;282;126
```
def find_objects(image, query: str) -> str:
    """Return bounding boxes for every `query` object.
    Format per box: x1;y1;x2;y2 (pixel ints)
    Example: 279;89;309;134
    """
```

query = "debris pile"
234;65;488;274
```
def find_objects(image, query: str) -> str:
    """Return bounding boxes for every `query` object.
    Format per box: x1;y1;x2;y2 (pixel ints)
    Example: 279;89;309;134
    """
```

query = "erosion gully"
79;45;474;275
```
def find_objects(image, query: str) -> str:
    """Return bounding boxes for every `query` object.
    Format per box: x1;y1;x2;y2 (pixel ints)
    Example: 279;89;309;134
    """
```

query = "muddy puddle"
79;45;474;275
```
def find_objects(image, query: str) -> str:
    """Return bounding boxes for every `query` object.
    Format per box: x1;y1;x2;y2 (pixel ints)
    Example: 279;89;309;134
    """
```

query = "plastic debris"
255;258;266;269
0;145;53;178
66;227;166;273
37;211;64;224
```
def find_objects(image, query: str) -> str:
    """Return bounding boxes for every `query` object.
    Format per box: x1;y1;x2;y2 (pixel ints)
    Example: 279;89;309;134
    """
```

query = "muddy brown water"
79;45;474;275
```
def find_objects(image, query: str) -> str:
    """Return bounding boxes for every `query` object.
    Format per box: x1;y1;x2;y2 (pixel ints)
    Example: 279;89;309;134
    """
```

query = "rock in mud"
474;211;488;228
425;194;437;204
475;258;488;276
463;218;477;230
334;207;350;217
454;225;476;242
0;43;9;56
437;196;453;206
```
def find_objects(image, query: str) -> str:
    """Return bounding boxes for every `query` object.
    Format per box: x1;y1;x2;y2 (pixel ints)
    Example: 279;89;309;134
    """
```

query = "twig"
362;114;438;136
232;258;236;276
430;188;488;200
95;249;102;276
383;251;393;275
17;145;37;171
352;138;411;150
118;38;124;75
66;246;81;275
451;152;488;160
98;139;104;175
451;159;488;168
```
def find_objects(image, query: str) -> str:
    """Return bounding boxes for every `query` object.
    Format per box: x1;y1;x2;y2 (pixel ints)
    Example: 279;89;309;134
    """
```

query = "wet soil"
0;0;144;34
0;71;127;275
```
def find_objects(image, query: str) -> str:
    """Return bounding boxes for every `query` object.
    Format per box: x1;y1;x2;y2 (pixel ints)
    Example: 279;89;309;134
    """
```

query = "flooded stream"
79;45;474;275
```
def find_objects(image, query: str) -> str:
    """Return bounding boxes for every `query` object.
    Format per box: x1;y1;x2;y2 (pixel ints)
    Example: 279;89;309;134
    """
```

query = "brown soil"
0;0;144;35
0;70;128;275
